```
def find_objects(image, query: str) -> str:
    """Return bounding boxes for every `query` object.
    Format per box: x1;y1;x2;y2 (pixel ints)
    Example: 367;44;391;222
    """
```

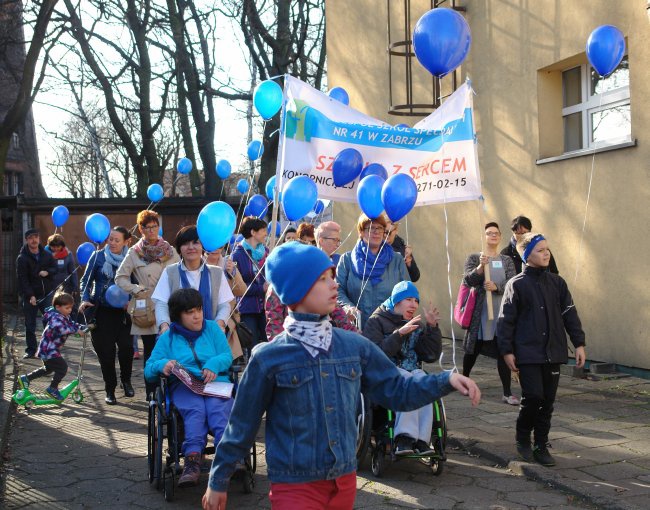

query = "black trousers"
516;363;561;446
91;306;133;392
241;312;267;346
22;295;52;355
462;338;512;396
141;333;158;397
27;357;68;388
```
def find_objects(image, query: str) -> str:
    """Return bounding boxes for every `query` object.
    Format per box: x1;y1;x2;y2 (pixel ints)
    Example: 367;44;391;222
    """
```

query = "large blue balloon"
105;284;129;308
586;25;625;78
236;179;249;194
328;87;350;105
216;159;231;179
177;157;193;175
197;201;237;252
248;194;268;217
85;213;111;243
147;183;164;202
413;8;471;78
381;173;418;222
247;140;264;161
357;175;385;220
265;176;277;200
332;148;363;187
360;163;388;181
51;205;69;228
254;80;283;120
76;242;95;266
282;176;318;221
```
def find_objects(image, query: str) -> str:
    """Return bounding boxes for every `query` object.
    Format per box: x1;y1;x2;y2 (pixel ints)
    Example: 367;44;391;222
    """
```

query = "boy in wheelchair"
363;281;442;456
145;288;233;488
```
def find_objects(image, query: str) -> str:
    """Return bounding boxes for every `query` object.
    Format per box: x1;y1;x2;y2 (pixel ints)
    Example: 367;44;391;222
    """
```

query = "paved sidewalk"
438;342;650;510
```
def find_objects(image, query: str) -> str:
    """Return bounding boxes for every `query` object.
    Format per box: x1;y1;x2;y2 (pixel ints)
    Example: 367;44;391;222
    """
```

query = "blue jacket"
208;314;453;490
336;250;410;328
79;250;114;306
144;320;232;382
231;243;268;314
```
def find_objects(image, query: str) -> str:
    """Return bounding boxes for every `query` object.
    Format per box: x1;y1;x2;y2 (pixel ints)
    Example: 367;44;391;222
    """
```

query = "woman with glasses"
336;214;409;329
115;210;180;398
315;221;343;265
462;222;519;405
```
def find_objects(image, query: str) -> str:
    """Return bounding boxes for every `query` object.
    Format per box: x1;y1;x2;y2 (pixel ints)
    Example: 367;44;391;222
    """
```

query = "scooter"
12;325;93;409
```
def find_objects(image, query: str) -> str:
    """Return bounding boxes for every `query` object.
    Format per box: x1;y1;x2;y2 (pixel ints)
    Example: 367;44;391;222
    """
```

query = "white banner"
276;75;481;207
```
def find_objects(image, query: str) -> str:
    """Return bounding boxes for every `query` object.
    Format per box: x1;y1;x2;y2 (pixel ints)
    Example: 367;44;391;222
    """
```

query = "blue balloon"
254;80;283;120
216;159;231;179
357;175;385;219
177;157;193;175
332;148;363;187
243;205;252;217
76;242;95;266
265;176;277;200
360;163;388;181
282;176;318;221
159;225;163;237
147;183;164;202
236;179;250;194
248;194;268;217
51;205;69;228
247;140;264;161
197;201;237;252
313;200;325;215
267;222;282;237
413;8;471;78
85;213;111;243
381;173;418;222
328;87;350;105
395;123;410;129
105;284;129;308
586;25;625;78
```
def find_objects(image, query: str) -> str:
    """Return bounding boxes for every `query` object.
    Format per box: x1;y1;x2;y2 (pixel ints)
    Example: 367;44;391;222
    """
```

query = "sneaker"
414;440;435;455
516;441;534;462
22;352;36;359
502;395;520;406
533;444;556;467
394;435;415;456
178;453;202;487
46;386;64;401
18;375;30;389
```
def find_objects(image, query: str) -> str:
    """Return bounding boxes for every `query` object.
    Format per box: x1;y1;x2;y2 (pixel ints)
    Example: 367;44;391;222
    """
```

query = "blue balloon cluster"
247;140;264;161
254;80;283;120
328;87;350;105
51;205;69;228
105;284;129;308
177;157;193;175
236;179;249;194
197;201;237;252
381;174;418;222
76;242;95;266
282;176;318;221
147;183;164;202
332;148;363;187
85;213;111;243
216;159;231;179
413;8;471;78
586;25;625;78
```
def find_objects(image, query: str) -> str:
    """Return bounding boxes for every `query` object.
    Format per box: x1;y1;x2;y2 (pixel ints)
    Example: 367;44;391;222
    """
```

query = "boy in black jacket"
363;281;442;455
497;233;586;467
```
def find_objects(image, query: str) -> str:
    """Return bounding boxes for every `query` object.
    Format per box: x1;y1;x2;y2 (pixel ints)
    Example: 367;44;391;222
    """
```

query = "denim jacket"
208;312;453;490
79;250;129;307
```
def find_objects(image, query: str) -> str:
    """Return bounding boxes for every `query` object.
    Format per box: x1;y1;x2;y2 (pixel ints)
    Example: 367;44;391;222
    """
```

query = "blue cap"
382;281;419;311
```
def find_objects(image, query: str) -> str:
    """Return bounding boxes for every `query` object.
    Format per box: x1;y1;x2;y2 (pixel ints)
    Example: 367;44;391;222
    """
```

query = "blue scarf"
350;240;394;285
178;263;213;320
102;245;127;279
170;320;205;343
241;239;266;262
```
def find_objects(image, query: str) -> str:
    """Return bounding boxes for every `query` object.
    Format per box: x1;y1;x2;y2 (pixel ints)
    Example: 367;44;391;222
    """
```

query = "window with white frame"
561;57;630;153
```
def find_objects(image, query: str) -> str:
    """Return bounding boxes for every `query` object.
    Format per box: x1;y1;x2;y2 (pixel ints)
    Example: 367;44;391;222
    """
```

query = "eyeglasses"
362;226;386;233
485;231;501;236
322;237;341;245
142;224;159;231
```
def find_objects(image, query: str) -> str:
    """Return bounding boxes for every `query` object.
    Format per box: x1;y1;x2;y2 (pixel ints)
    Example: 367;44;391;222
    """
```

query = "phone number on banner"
416;178;467;192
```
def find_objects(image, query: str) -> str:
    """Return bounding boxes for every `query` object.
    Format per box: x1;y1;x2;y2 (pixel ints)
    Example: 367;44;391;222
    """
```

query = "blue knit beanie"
266;243;335;306
382;281;419;311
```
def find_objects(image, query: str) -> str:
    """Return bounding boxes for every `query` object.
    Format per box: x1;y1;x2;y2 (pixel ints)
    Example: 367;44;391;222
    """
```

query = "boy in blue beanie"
203;244;481;510
363;281;443;456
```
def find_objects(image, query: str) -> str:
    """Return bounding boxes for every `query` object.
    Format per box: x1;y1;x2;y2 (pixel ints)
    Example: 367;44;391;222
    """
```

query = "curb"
0;313;18;501
446;437;644;510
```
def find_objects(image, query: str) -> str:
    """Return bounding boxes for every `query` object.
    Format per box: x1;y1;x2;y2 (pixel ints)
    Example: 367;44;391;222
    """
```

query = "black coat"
16;244;57;299
390;234;420;282
362;305;441;368
496;266;585;365
501;238;559;274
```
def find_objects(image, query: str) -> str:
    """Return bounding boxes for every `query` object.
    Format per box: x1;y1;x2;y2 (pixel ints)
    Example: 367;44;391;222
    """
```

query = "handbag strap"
187;340;203;371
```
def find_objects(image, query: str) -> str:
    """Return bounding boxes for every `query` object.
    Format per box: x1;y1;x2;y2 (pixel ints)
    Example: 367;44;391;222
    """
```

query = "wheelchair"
147;364;256;502
357;395;447;478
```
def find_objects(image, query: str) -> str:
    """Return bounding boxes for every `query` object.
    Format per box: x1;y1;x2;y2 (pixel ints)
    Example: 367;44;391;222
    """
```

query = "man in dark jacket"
386;221;420;282
497;233;585;468
16;229;57;358
501;215;559;274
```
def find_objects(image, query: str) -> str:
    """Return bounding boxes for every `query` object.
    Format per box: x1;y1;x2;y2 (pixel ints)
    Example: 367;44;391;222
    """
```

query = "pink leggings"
269;472;357;510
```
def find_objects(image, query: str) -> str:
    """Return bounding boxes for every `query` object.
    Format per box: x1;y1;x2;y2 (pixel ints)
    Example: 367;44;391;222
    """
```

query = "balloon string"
441;189;458;374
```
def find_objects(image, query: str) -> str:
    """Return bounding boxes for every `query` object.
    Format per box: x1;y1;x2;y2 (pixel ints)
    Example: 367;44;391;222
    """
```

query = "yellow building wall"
326;0;650;369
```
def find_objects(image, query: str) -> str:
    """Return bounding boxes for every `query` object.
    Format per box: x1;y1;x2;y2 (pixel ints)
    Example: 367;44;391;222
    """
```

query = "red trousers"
269;472;357;510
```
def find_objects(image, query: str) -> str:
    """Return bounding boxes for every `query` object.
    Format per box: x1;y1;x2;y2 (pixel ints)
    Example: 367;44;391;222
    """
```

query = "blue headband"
521;234;545;264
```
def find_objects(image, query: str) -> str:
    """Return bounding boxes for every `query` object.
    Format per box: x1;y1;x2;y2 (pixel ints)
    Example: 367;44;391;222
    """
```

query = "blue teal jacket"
79;250;113;306
208;313;453;490
144;320;232;382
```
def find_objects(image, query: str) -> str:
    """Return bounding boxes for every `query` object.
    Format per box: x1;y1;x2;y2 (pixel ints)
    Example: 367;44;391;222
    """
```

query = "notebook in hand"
171;363;233;398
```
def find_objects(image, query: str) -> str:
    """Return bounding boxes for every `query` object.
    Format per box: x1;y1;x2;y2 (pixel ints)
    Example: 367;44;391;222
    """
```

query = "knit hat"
24;228;39;239
382;281;419;311
266;243;334;306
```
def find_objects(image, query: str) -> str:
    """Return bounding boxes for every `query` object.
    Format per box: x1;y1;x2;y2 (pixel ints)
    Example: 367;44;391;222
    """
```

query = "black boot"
105;391;117;405
121;380;135;398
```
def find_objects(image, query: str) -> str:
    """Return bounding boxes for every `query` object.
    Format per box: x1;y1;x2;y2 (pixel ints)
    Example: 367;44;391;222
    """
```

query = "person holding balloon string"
45;234;79;297
79;226;135;405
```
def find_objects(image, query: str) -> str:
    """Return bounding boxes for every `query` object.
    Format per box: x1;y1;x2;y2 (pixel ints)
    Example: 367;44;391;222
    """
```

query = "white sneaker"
502;395;520;406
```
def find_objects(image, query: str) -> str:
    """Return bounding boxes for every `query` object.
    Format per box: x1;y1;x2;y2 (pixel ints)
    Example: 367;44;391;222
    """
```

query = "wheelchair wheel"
371;445;385;478
149;403;164;490
242;468;254;494
147;402;156;484
430;458;444;476
248;442;257;474
356;393;372;468
163;467;175;502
